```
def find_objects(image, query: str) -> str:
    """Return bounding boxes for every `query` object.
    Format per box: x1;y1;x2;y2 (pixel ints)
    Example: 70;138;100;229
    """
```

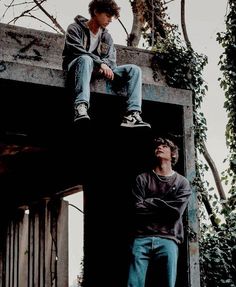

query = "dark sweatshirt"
62;15;117;70
131;170;192;244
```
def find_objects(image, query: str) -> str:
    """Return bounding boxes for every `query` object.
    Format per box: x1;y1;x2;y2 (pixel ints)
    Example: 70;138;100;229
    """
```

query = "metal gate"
0;198;68;287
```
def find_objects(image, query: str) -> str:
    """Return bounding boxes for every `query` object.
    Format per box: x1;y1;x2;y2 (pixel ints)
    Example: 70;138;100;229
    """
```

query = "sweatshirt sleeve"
133;174;192;220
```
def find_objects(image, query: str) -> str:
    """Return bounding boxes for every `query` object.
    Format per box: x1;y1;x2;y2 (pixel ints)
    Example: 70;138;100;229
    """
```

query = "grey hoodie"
62;15;117;70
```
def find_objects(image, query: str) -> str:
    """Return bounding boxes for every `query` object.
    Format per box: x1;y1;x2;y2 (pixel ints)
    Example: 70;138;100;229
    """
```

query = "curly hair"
88;0;120;18
153;137;179;166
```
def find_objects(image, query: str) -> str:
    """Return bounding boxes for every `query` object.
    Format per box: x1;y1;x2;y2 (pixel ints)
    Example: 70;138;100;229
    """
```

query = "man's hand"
99;63;114;80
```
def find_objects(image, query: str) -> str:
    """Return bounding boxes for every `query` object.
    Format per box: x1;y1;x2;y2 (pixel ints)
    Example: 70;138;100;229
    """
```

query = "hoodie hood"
74;15;89;29
74;15;107;33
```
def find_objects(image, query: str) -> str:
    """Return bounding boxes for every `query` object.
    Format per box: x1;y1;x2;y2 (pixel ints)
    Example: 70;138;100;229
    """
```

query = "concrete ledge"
0;60;64;87
0;23;192;106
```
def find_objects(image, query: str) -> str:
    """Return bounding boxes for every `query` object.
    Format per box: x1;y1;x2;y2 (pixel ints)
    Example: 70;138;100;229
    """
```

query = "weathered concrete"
0;22;191;106
0;23;200;287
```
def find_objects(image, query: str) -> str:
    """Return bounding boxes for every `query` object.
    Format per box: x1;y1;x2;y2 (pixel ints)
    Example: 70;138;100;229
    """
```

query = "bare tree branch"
5;1;34;7
2;0;65;34
165;0;175;4
118;18;129;40
201;193;219;229
15;13;60;33
202;142;227;200
33;0;65;34
1;0;15;19
8;0;45;24
180;0;191;47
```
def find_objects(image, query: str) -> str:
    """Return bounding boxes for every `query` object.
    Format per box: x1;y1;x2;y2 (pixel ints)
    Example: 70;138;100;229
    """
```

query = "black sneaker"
120;111;151;128
74;103;90;122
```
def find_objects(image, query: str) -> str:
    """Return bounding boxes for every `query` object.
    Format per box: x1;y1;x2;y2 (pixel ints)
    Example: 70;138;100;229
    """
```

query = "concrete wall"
0;22;190;106
0;23;200;287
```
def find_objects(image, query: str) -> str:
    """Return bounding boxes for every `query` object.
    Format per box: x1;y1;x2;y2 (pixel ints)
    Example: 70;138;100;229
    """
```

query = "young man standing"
127;137;192;287
62;0;151;128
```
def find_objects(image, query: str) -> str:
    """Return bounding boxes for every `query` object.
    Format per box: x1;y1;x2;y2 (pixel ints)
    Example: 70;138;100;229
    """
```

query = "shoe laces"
131;111;142;121
77;103;87;113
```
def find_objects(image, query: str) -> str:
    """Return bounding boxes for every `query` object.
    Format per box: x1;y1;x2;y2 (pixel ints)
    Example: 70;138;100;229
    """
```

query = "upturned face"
93;12;113;28
155;144;172;162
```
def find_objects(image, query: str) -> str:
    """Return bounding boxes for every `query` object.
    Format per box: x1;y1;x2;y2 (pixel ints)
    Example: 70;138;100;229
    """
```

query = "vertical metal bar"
19;210;29;287
56;199;69;287
0;242;2;287
39;205;45;287
13;218;18;287
44;199;52;287
34;211;40;286
28;208;35;287
9;222;14;287
5;224;10;287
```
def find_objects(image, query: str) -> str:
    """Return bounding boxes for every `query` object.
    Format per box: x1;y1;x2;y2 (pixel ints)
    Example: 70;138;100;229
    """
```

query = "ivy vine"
198;2;236;284
148;2;236;285
217;0;236;197
151;28;208;152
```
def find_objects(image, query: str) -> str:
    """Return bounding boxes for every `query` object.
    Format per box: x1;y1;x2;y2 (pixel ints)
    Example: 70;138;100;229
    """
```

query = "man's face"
155;144;172;162
94;12;113;28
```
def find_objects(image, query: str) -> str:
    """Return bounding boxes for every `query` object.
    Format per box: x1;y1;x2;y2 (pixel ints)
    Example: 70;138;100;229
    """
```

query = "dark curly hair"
88;0;120;18
153;137;179;166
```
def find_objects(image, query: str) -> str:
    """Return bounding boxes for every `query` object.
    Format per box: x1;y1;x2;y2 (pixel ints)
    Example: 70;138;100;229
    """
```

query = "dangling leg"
69;55;94;121
113;64;151;128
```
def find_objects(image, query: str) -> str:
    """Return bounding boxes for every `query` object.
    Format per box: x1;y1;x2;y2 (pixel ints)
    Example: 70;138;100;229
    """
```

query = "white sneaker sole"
120;122;151;128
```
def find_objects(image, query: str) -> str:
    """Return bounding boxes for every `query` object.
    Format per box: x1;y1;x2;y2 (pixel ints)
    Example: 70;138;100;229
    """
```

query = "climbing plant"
199;211;236;287
1;0;235;285
151;28;208;147
217;0;236;199
199;1;236;285
135;1;236;286
198;2;236;285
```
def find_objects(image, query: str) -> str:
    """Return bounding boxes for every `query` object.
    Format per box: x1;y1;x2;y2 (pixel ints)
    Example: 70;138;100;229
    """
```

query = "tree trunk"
202;142;227;200
127;0;146;47
202;193;219;229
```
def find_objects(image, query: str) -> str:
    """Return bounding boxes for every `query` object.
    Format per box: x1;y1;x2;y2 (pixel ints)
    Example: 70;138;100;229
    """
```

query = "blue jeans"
127;237;179;287
68;55;142;112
